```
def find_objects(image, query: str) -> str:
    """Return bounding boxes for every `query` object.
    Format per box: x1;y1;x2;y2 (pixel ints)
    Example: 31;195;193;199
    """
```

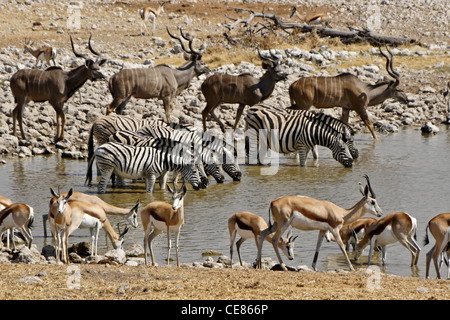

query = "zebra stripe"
137;124;242;182
86;142;201;193
109;130;225;185
87;114;167;168
263;104;358;160
245;104;354;167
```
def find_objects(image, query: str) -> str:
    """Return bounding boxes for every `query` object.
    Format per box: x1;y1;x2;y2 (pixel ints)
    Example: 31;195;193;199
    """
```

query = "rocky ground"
1;242;450;301
0;0;449;301
0;0;449;158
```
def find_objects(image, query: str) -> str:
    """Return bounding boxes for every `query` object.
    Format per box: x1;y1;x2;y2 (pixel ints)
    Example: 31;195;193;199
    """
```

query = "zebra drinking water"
245;104;355;167
86;142;201;193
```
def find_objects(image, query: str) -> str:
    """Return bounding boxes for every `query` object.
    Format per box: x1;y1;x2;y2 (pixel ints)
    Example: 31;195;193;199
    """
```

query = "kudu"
10;35;106;142
106;27;210;123
201;49;287;132
288;45;407;141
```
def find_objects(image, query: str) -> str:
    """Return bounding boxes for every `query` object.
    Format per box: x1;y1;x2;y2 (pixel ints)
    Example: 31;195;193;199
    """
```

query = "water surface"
1;127;449;278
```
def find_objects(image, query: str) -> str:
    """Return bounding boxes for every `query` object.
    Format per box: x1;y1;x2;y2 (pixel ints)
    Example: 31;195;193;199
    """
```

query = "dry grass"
1;263;449;300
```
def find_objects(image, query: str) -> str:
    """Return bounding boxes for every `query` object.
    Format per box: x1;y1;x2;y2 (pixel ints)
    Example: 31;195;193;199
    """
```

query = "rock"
18;276;43;284
41;245;56;259
13;245;44;264
69;252;83;263
104;248;127;264
421;121;439;134
125;243;145;257
117;284;128;295
69;242;91;257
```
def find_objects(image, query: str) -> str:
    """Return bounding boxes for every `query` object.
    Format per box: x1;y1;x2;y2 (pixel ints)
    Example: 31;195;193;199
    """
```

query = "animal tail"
27;211;34;229
423;223;430;246
86;152;95;186
267;205;277;233
88;125;95;170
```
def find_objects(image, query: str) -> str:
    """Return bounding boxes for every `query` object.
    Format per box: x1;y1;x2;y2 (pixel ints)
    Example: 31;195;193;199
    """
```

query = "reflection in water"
0;128;449;278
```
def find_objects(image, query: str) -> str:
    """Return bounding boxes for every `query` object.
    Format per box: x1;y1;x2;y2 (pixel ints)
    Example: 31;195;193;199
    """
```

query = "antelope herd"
2;4;450;282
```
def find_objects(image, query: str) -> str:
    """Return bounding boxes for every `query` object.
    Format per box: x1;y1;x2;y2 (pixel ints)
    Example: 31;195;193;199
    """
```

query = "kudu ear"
261;61;271;69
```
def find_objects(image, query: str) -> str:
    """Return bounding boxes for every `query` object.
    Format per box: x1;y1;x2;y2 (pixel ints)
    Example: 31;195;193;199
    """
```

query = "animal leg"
236;237;246;267
175;229;181;267
166;226;171;265
229;229;237;266
312;230;326;271
331;228;355;271
271;220;291;270
98;167;114;194
145;174;157;193
147;228;162;266
233;104;246;131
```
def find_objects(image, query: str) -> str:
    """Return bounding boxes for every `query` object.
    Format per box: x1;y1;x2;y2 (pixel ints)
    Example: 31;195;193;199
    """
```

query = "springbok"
257;175;383;271
424;213;450;279
139;1;167;36
10;35;106;142
0;196;14;248
23;39;57;68
201;49;287;132
43;191;140;237
228;211;297;268
141;181;187;266
325;216;377;251
288;45;407;140
49;188;130;263
354;211;420;267
290;7;331;27
0;202;34;250
106;27;209;123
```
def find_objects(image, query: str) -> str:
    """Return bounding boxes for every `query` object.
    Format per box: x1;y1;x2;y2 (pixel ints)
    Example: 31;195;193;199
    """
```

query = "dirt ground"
1;1;449;302
1;262;449;301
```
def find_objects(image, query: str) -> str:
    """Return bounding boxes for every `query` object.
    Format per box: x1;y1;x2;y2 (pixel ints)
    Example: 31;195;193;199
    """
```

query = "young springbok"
424;213;450;279
139;1;167;36
23;39;57;68
290;7;331;27
49;188;131;263
325;216;377;251
228;211;297;268
354;211;420;267
0;202;34;250
257;175;383;271
141;182;187;266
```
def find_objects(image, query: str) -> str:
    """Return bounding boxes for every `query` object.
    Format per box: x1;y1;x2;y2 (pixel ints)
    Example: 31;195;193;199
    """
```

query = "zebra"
137;123;242;182
87;114;168;170
86;142;201;193
262;104;359;164
108;130;225;185
245;104;354;167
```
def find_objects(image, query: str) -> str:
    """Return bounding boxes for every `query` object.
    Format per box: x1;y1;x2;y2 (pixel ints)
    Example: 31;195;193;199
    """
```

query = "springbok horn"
363;174;376;198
